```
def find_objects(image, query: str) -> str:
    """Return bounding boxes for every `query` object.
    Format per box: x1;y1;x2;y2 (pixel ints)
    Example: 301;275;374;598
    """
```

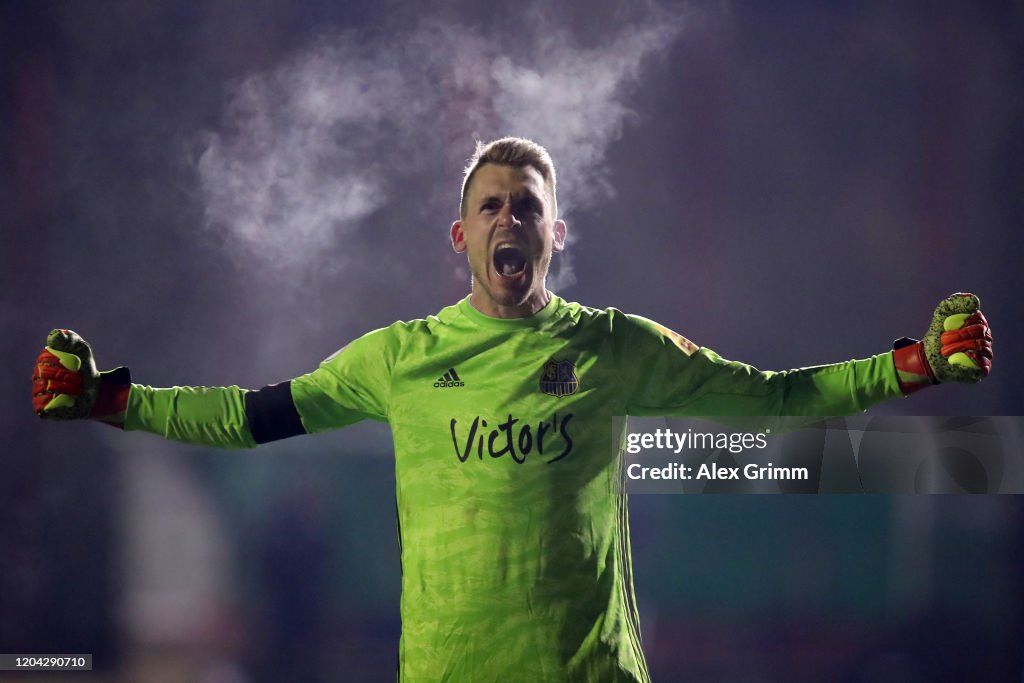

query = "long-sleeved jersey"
125;295;901;682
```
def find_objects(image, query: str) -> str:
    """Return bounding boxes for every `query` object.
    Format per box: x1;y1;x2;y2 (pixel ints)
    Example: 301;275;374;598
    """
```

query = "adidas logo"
433;367;465;388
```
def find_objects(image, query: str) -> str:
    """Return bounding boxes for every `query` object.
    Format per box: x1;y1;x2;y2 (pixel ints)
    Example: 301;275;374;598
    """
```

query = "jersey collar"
457;292;561;330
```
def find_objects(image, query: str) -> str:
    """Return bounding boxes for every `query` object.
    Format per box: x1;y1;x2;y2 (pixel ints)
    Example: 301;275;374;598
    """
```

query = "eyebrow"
476;189;544;208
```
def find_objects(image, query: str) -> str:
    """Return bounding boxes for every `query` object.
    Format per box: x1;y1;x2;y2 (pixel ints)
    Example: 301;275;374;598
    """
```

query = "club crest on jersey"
539;359;579;398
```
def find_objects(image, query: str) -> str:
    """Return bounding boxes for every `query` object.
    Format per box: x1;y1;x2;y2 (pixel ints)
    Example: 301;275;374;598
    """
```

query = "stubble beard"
470;254;551;309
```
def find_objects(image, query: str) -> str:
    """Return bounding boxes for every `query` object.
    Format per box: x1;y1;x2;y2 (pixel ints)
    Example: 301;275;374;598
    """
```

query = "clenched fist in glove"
33;329;131;426
893;293;993;395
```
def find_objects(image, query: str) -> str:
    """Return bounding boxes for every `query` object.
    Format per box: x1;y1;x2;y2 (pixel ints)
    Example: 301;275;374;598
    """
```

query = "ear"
551;219;567;252
450;220;466;253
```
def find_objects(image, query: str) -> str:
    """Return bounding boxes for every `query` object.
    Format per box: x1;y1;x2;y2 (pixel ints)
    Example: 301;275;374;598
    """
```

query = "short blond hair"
459;137;558;218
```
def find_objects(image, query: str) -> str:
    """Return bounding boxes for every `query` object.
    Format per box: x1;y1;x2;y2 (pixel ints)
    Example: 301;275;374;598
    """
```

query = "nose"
496;200;522;229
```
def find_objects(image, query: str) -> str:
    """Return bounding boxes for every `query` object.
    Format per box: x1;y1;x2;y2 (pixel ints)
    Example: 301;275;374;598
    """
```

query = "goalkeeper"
33;138;993;682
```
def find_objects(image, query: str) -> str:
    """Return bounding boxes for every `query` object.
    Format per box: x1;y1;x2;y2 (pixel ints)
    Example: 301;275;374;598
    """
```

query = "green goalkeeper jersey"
126;294;901;682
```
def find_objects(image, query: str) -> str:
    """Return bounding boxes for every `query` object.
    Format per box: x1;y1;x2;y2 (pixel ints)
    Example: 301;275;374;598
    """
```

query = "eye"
518;199;542;216
480;199;500;213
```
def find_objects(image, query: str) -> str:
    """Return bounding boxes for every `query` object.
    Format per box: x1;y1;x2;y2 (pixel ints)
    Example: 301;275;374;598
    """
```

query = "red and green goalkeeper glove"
892;292;993;395
32;329;131;426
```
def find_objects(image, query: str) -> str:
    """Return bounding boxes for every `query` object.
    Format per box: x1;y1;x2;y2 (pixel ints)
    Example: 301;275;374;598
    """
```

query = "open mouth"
493;244;527;278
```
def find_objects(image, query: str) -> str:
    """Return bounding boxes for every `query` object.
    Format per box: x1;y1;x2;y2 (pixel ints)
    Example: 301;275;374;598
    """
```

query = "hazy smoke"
195;8;686;290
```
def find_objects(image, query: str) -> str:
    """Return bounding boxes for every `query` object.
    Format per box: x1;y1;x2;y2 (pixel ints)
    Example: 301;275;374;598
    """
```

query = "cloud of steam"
195;8;686;290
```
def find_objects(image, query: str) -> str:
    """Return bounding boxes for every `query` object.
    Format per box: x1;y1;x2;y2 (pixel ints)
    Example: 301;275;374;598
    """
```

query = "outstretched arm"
625;292;993;418
125;382;305;448
33;329;306;449
33;324;400;449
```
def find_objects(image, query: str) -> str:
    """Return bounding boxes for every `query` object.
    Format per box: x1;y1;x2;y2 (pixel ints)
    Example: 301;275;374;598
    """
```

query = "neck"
469;288;552;319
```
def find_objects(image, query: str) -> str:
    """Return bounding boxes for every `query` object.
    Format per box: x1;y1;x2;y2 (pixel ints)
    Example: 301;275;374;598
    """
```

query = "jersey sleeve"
125;384;257;448
289;322;403;433
123;323;404;448
623;314;902;417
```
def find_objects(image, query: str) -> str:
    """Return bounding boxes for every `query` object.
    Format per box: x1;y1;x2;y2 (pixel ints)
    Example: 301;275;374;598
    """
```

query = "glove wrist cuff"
892;337;937;396
90;366;132;428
